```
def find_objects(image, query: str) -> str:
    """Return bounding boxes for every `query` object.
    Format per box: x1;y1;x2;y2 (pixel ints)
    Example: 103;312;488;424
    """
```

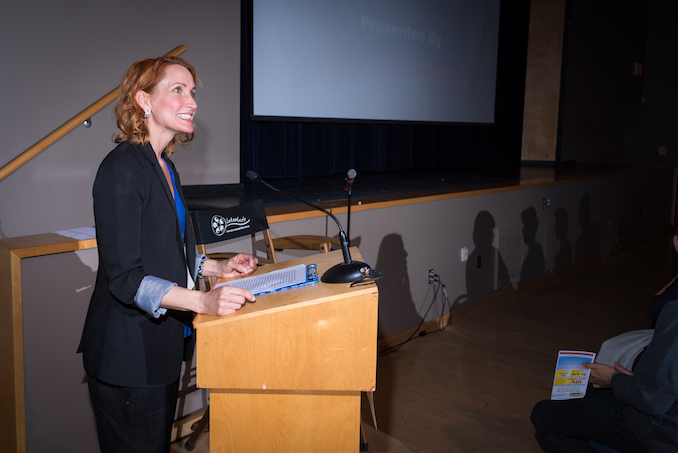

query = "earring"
144;108;151;118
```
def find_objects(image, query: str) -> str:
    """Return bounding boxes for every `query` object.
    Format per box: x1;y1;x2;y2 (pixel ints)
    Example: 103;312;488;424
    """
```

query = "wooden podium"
193;248;379;452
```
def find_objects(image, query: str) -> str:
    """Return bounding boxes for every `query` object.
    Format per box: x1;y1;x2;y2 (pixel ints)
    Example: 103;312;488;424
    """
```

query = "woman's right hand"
200;285;255;316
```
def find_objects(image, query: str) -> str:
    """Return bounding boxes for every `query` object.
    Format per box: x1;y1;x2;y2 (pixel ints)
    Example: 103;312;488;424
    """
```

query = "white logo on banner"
211;215;251;237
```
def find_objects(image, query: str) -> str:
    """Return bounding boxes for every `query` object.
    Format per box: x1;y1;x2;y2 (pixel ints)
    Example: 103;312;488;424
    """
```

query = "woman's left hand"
218;253;258;278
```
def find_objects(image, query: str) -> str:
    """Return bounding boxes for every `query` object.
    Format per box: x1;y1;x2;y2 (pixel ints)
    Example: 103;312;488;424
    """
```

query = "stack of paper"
216;264;316;296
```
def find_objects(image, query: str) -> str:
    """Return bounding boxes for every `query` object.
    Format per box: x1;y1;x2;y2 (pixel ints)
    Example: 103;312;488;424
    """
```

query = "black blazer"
79;141;196;387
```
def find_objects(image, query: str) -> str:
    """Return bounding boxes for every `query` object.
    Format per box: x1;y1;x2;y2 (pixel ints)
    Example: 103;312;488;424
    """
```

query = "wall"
0;0;241;239
263;169;674;338
559;0;678;166
3;0;676;235
521;0;566;163
632;0;678;166
3;1;676;450
10;167;673;452
19;248;207;452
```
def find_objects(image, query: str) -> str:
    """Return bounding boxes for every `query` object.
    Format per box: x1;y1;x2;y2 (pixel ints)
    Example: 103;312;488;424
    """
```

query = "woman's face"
145;64;197;144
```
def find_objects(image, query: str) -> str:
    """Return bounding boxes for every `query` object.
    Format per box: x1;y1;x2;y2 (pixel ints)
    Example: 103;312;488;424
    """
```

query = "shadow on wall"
466;211;510;304
373;233;419;433
520;206;545;281
617;181;667;246
375;233;420;339
616;190;643;246
553;207;573;269
575;194;601;261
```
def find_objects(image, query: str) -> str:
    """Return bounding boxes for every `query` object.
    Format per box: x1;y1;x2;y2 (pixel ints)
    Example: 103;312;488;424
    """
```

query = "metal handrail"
0;45;187;183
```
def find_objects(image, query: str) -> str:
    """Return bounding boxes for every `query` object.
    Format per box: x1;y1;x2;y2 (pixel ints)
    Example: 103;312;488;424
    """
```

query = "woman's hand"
201;254;259;279
582;361;634;388
161;283;255;316
200;285;256;316
218;253;258;278
187;253;259;316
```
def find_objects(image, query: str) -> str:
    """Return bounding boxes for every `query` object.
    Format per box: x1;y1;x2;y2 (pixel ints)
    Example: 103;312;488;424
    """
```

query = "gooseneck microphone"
246;170;381;284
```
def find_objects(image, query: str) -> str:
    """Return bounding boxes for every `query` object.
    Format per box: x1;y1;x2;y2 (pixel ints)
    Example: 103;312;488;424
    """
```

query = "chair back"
190;198;277;262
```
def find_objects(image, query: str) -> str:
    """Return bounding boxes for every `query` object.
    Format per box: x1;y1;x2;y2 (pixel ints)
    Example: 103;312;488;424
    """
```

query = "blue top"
164;157;186;240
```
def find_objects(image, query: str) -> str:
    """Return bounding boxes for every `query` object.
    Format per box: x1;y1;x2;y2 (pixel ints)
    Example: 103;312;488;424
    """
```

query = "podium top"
193;247;378;329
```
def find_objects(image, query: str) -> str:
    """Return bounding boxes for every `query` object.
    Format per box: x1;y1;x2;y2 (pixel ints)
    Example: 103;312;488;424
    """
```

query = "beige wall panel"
521;0;567;162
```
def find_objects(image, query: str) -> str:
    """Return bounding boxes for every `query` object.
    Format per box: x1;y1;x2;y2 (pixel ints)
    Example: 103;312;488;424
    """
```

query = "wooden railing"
0;45;187;183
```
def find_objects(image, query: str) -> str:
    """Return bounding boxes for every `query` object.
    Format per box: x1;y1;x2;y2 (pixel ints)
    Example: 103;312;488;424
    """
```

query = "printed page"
216;264;308;295
550;350;596;400
52;227;96;240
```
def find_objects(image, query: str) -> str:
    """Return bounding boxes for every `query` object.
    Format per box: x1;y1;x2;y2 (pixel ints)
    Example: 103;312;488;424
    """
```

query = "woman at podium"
78;56;257;453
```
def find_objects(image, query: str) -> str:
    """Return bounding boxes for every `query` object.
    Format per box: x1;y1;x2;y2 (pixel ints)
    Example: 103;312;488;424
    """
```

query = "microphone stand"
347;181;352;246
247;171;380;284
344;169;356;246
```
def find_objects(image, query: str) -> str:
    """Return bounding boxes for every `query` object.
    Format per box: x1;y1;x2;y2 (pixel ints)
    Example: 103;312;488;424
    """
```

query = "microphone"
344;169;357;193
246;170;381;284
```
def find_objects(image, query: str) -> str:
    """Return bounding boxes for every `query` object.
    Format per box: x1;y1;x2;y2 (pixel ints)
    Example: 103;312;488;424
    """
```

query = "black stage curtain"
240;1;530;180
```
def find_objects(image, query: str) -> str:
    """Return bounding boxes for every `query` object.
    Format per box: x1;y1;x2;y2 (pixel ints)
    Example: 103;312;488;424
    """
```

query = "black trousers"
88;375;179;453
531;387;649;453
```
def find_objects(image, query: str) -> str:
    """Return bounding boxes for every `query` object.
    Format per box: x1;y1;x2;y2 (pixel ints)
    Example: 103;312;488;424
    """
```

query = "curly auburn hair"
113;56;198;155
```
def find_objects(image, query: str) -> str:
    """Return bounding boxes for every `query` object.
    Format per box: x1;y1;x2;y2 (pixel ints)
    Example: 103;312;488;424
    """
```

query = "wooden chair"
190;198;341;289
190;198;275;290
361;391;378;451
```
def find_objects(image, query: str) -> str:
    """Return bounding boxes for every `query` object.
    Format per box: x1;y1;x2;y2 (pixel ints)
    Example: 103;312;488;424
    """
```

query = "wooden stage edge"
266;166;668;223
1;166;672;255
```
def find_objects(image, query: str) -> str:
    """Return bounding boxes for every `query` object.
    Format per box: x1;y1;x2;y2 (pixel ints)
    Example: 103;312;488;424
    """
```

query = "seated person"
531;235;678;453
646;235;678;326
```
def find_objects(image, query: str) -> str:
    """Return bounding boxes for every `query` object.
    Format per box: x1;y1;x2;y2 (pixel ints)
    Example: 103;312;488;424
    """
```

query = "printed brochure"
551;350;596;400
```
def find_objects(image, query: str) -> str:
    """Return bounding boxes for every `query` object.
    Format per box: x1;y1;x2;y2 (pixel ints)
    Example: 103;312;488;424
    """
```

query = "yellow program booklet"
550;350;596;400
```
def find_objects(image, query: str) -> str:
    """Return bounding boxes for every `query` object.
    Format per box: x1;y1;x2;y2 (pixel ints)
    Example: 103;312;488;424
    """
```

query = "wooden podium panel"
196;290;377;391
193;248;378;452
210;390;359;452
